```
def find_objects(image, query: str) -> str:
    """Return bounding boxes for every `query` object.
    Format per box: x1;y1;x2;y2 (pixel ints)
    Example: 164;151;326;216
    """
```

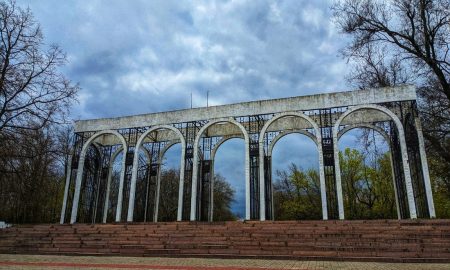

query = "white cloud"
175;34;207;54
301;5;325;29
117;68;232;94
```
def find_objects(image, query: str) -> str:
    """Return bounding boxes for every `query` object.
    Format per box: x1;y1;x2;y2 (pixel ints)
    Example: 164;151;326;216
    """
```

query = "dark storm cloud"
17;0;348;118
16;0;352;216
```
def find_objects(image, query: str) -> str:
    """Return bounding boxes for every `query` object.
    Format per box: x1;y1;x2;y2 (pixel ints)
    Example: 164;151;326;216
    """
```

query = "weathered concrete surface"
75;85;416;132
92;110;393;146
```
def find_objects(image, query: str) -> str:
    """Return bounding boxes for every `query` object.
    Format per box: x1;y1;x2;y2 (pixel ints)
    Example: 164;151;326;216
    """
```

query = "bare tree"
0;125;66;223
332;0;450;96
332;0;450;177
346;44;413;88
0;1;78;223
332;0;450;218
0;0;78;135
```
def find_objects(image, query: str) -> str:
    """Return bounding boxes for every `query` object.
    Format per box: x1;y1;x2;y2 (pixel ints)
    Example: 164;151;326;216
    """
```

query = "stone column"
177;142;186;221
102;164;114;223
388;152;402;219
415;118;436;218
128;149;140;222
317;142;328;220
60;154;73;224
244;138;251;221
153;162;162;222
398;129;418;219
190;144;200;221
209;159;214;222
332;133;345;220
70;152;86;224
115;153;127;222
258;140;266;221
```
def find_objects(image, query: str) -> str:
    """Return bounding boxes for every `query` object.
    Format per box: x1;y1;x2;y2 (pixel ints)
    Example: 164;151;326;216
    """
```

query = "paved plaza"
0;254;449;270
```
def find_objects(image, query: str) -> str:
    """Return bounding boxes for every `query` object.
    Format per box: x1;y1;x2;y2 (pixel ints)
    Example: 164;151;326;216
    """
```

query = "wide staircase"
1;220;449;262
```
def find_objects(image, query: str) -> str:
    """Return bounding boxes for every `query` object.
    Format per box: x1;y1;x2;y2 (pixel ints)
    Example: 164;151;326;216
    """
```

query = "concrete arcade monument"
60;85;435;225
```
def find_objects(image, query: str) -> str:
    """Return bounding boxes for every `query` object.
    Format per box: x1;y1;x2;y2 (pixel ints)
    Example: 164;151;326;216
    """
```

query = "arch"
337;124;390;143
211;135;244;161
159;140;181;161
333;104;417;219
337;124;401;219
268;130;318;157
70;130;127;224
128;125;186;222
190;118;250;221
258;112;327;221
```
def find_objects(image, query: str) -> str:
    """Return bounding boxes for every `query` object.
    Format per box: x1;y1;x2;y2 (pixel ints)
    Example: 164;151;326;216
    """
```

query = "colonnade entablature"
60;85;435;224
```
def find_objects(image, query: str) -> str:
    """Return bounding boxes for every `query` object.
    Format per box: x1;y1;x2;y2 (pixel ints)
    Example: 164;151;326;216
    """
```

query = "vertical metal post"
320;109;339;219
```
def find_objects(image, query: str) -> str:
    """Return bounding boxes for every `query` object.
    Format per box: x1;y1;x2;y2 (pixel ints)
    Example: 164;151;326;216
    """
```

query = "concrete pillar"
128;147;140;222
115;154;127;222
102;164;114;223
332;133;345;220
177;142;186;221
190;142;200;221
153;162;162;222
209;159;214;222
317;142;328;220
70;152;86;224
269;156;274;220
389;152;402;219
398;129;418;219
244;138;250;221
415;117;436;218
60;154;73;224
258;140;266;221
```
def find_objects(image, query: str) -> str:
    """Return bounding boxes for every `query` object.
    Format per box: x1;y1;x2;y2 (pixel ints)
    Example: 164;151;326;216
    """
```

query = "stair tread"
1;220;450;262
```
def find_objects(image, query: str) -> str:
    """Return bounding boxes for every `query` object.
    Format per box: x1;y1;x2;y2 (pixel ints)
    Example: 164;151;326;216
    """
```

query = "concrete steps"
1;220;450;262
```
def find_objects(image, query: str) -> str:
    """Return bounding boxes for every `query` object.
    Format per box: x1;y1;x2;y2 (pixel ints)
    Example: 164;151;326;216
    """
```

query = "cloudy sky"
17;0;366;217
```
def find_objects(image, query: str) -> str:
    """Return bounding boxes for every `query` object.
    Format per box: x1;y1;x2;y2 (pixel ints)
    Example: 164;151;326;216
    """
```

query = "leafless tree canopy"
0;1;78;223
333;0;450;98
0;125;72;223
332;0;450;216
0;0;78;135
332;0;450;158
